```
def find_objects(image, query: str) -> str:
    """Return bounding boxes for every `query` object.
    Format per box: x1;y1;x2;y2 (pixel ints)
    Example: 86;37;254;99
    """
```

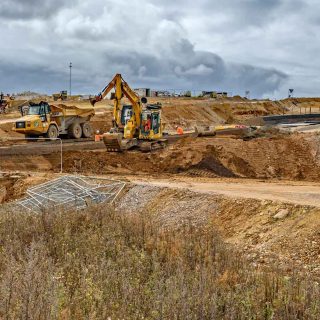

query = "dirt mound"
57;133;320;181
160;134;320;180
161;101;227;129
0;173;52;203
186;135;320;180
158;98;285;128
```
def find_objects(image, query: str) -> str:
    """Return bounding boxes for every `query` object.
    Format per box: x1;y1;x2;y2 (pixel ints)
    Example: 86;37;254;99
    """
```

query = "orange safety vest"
176;127;184;135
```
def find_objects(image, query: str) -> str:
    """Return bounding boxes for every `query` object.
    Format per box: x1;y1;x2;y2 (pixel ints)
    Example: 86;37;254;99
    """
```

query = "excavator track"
138;139;168;152
103;133;168;153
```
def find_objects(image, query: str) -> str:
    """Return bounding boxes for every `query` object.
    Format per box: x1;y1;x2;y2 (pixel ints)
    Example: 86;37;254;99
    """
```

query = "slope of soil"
56;133;320;181
117;184;320;275
0;173;49;203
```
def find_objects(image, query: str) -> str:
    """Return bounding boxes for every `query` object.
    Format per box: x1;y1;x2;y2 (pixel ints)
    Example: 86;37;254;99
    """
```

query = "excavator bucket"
103;133;123;152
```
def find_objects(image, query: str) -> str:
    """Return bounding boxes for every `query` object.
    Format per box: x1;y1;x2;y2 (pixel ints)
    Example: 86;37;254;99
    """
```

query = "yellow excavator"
90;74;167;152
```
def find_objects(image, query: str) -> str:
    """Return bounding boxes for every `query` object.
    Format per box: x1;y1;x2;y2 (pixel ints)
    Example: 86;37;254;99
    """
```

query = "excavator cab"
120;105;133;126
139;105;162;139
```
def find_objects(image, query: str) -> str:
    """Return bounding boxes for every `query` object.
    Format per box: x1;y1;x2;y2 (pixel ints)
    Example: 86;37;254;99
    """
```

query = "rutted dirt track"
2;171;320;208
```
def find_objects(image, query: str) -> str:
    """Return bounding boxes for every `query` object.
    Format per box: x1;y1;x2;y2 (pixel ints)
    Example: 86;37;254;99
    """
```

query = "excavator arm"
90;74;142;129
120;77;142;128
90;74;119;105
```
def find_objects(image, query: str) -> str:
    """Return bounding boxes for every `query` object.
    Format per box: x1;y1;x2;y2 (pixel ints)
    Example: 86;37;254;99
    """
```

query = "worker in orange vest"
176;125;184;135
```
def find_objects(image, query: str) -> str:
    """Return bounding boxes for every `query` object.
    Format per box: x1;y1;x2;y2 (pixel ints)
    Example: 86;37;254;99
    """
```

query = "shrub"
0;205;318;319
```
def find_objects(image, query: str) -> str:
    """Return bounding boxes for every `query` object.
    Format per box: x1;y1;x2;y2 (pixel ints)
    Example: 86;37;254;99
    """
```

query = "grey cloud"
0;37;287;98
2;0;312;98
0;40;287;96
0;0;78;19
99;39;287;97
0;63;71;93
153;0;306;28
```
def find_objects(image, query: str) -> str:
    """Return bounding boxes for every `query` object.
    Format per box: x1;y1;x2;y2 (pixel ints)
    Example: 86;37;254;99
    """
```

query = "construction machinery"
13;101;94;139
90;74;167;151
0;92;8;114
52;91;68;101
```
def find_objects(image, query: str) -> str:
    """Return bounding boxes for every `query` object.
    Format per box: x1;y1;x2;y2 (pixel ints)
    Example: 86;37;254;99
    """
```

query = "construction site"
1;75;320;318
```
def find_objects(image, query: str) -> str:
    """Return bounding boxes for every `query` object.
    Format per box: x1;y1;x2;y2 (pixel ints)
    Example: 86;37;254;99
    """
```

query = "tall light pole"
69;62;72;97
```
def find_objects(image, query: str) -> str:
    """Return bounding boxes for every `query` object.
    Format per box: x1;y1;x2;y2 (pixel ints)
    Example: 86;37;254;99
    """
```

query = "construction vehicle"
90;74;167;152
13;101;94;139
0;92;8;114
52;90;68;101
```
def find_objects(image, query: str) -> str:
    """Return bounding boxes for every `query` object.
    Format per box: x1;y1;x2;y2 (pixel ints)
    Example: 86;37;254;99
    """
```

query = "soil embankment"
117;182;320;274
48;133;320;181
1;133;320;181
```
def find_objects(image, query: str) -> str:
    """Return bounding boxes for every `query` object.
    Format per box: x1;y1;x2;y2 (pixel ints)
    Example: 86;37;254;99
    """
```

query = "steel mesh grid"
16;175;125;213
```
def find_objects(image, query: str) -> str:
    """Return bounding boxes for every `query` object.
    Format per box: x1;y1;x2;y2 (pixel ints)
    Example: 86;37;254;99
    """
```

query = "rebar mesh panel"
16;175;125;213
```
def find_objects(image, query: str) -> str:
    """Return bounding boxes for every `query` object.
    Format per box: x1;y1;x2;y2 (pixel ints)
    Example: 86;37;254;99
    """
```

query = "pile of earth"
59;133;320;181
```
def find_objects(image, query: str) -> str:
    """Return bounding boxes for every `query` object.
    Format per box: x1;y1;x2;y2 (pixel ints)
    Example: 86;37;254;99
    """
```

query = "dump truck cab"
14;102;54;137
13;101;94;139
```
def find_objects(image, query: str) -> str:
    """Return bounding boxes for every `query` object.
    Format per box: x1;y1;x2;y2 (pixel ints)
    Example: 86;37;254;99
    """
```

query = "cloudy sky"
0;0;319;98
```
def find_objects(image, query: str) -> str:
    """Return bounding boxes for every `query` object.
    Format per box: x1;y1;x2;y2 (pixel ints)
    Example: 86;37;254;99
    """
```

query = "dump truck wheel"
81;122;93;138
46;125;58;140
68;123;82;139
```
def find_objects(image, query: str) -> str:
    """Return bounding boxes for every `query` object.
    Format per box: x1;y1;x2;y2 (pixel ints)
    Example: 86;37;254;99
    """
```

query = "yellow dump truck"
13;101;94;139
